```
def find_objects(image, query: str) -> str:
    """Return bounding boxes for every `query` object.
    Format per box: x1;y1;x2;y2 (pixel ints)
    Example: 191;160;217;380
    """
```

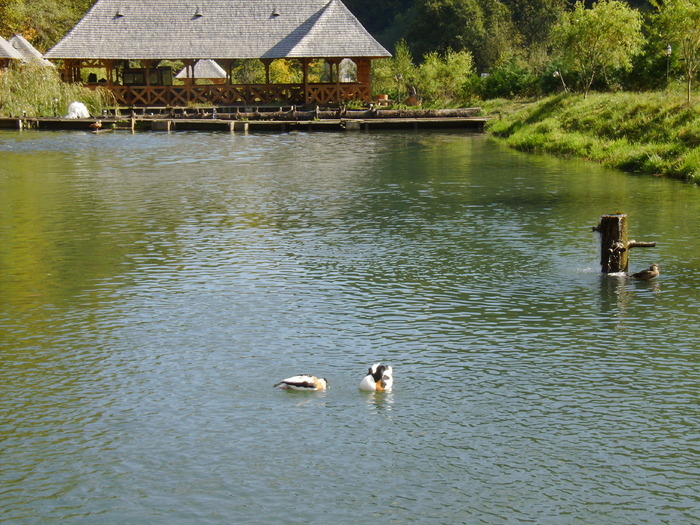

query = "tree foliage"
416;49;476;104
654;0;700;103
372;40;417;97
551;0;644;98
0;0;94;52
408;0;486;67
371;41;477;106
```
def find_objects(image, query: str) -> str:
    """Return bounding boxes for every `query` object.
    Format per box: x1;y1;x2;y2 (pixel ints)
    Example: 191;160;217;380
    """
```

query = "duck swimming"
359;363;393;392
273;375;328;391
630;264;660;280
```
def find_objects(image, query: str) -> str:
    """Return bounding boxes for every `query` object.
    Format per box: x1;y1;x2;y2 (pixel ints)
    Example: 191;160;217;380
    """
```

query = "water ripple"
1;130;699;523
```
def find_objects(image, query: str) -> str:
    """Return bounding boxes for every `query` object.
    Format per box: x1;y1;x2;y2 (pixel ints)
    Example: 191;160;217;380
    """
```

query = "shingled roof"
1;36;24;61
45;0;391;60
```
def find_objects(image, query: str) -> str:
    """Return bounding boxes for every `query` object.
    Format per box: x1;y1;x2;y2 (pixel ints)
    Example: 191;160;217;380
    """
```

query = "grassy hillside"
484;91;700;183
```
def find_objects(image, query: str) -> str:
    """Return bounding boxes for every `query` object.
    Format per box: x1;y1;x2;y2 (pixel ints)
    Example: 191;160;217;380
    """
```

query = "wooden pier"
0;108;490;134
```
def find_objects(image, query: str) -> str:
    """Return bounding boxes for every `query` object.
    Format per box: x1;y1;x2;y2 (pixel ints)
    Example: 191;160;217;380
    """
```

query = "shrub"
415;49;477;106
479;59;539;99
371;40;416;100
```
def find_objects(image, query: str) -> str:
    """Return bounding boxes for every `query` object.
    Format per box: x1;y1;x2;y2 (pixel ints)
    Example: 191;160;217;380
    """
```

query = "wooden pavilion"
44;0;391;107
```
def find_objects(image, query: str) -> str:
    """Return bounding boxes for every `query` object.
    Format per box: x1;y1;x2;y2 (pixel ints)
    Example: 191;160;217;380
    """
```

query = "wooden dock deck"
0;109;490;133
1;116;488;133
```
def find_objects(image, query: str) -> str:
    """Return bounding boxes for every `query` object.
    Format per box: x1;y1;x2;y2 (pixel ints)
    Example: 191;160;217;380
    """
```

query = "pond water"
1;129;699;524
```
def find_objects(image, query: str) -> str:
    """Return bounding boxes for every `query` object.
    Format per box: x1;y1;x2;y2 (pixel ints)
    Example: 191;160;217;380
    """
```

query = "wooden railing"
101;83;371;107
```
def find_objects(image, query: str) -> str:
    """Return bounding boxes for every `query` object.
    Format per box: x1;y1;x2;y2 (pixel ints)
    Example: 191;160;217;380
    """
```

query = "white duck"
359;363;393;392
273;375;328;391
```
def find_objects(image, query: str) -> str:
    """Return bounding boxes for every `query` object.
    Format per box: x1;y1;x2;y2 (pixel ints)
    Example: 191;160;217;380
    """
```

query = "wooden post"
331;59;341;105
595;214;628;273
593;213;657;273
302;58;309;106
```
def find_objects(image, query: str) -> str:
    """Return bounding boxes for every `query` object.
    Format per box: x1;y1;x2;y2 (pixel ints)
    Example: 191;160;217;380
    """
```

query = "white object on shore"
66;101;90;119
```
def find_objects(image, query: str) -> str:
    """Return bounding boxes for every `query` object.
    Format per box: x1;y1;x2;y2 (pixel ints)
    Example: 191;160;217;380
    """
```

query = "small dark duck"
359;363;393;392
630;264;660;280
273;375;328;391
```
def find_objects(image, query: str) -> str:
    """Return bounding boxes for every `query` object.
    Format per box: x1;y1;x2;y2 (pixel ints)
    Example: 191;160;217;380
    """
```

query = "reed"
0;63;112;117
485;91;700;183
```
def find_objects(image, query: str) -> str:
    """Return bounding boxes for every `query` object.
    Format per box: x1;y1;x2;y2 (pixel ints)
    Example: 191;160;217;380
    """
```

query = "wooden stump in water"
593;213;657;273
596;214;629;273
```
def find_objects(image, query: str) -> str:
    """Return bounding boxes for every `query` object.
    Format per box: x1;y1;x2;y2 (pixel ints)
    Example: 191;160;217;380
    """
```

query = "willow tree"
655;0;700;104
551;0;644;98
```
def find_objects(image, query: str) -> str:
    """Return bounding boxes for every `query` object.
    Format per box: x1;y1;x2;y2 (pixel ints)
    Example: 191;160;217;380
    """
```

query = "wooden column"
183;59;195;85
356;57;371;83
261;59;273;104
144;60;153;86
302;58;310;106
261;59;272;85
103;60;114;86
328;58;341;104
61;60;70;82
222;59;233;84
355;57;372;102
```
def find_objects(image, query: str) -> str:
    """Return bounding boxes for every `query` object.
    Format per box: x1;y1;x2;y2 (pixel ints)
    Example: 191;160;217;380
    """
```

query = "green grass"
484;91;700;183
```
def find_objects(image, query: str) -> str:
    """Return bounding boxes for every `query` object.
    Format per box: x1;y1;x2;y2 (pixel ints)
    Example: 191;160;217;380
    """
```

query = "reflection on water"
1;130;699;523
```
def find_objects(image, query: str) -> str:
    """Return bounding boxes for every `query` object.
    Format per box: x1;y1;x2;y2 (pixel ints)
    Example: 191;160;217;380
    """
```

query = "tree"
655;0;700;104
480;0;521;68
510;0;568;49
416;49;476;104
343;0;414;35
551;0;644;98
408;0;487;67
0;0;94;51
371;40;417;100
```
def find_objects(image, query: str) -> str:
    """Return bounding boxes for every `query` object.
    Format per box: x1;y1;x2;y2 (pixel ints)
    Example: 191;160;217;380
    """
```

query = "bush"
371;40;416;100
372;43;478;106
415;49;477;106
479;59;540;99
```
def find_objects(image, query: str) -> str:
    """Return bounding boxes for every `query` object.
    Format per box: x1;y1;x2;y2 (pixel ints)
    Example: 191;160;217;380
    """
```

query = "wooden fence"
102;83;371;107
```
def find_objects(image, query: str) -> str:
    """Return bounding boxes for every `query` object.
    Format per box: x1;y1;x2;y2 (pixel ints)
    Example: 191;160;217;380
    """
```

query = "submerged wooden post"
592;213;657;273
596;213;629;273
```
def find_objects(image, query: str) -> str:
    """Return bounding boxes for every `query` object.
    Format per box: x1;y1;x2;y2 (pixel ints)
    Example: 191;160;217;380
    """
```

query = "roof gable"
175;59;227;78
8;34;54;66
1;36;24;60
45;0;390;60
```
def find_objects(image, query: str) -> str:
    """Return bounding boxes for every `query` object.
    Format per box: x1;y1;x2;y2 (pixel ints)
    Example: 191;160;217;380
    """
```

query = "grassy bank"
484;91;700;183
